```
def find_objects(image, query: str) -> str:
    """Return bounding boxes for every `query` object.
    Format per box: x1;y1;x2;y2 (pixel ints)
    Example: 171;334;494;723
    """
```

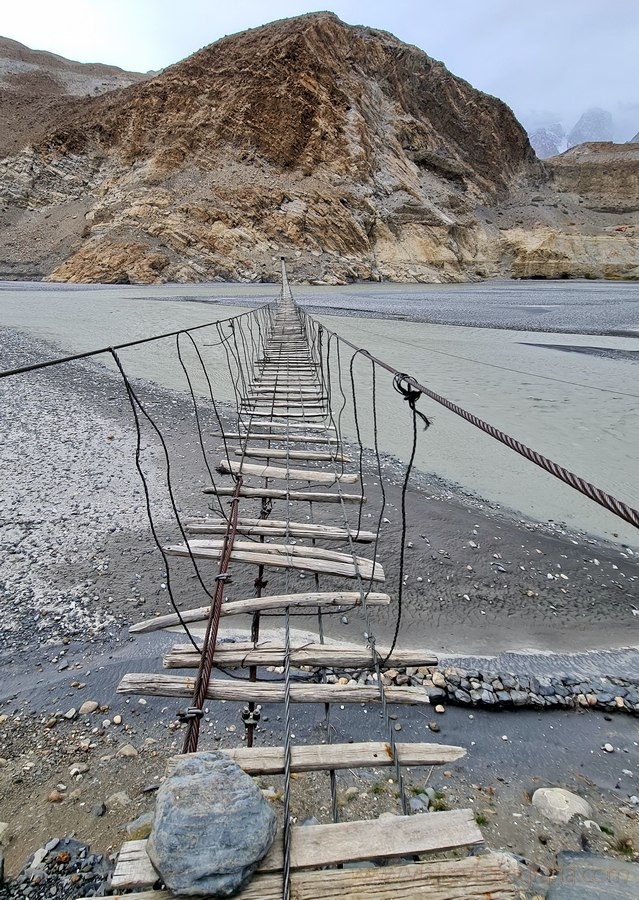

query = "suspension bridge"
2;261;637;899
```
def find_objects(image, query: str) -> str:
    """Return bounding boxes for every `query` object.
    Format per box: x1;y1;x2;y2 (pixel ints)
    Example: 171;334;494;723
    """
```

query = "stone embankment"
309;664;639;715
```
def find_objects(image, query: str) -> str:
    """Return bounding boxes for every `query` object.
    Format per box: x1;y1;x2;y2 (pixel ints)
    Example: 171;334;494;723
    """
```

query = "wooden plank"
113;811;482;889
220;740;465;774
165;642;437;669
276;809;483;867
205;486;365;503
241;400;327;409
103;855;517;899
183;517;375;542
117;673;431;705
236;449;350;462
245;421;335;431
129;591;391;634
111;840;157;890
259;810;482;872
214;433;339;444
217;461;358;484
164;540;383;581
246;411;327;419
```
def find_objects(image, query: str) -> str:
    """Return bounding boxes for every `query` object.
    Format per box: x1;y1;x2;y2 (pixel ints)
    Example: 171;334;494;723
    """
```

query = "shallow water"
1;280;638;546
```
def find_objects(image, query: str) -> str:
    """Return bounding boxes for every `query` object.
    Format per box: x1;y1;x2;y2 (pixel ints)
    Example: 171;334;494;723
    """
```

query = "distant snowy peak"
567;107;613;148
528;124;565;159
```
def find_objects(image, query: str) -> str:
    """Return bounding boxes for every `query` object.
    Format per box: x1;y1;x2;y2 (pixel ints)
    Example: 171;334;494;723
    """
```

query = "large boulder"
148;751;277;897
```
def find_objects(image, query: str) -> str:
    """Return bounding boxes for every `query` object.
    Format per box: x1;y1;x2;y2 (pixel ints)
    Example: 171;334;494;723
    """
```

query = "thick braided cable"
312;326;639;532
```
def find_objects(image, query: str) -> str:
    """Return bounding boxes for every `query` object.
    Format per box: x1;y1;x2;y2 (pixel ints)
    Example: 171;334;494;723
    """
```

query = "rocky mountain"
0;14;637;283
0;36;147;157
567;107;614;149
528;124;565;159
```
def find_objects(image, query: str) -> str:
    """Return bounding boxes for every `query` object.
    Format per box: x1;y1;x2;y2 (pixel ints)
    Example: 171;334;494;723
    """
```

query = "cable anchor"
392;372;431;430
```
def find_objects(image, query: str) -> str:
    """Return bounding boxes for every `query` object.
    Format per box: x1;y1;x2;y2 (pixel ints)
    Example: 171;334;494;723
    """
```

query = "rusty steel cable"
182;475;243;754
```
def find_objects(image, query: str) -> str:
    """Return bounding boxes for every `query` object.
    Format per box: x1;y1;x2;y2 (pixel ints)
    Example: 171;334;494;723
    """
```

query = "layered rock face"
0;14;637;283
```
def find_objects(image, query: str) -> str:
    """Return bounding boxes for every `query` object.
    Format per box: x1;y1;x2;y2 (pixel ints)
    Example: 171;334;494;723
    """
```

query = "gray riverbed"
1;279;637;546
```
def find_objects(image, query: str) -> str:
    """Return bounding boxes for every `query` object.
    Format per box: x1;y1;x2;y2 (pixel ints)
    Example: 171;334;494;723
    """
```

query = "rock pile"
314;664;639;714
0;837;112;899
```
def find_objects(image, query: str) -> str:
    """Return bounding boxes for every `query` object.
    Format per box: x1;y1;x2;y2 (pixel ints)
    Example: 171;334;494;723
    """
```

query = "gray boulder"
148;751;277;897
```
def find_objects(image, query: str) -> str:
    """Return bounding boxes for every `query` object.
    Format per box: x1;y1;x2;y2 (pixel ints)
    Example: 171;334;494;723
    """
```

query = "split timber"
113;268;516;899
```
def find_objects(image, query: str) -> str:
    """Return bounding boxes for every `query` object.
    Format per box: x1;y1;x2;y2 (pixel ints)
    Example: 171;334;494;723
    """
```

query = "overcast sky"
4;0;638;138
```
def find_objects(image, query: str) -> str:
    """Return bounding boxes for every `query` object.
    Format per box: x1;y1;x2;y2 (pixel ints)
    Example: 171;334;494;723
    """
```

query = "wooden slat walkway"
113;270;512;900
183;517;376;542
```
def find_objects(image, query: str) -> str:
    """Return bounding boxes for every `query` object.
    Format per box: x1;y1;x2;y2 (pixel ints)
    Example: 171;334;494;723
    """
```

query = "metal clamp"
241;707;261;727
177;707;204;723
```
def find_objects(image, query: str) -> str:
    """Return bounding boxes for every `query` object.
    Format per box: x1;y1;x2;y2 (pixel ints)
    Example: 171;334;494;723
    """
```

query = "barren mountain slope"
0;14;637;283
0;36;147;157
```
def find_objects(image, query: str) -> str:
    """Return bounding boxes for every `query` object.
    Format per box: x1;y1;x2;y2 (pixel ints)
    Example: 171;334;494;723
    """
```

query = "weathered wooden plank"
249;387;322;394
164;540;383;581
220;740;465;774
236;448;350;462
111;840;157;890
129;591;391;634
246;411;327;419
183;517;375;542
214;433;339;444
103;855;517;900
165;642;437;669
206;486;365;503
259;809;482;872
117;673;430;705
241;400;327;409
217;461;358;484
245;421;334;431
112;811;482;890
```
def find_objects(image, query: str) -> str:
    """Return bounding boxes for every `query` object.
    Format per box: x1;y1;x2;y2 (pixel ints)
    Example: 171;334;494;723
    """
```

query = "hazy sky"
3;0;638;138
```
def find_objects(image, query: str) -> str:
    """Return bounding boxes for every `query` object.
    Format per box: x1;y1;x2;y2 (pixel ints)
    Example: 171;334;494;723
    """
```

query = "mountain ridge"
0;14;637;283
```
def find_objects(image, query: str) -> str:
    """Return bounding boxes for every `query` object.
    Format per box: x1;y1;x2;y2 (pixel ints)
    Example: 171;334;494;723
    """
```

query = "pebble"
106;791;132;808
112;714;122;725
78;701;99;716
603;743;614;753
434;704;445;714
63;708;77;720
116;743;138;759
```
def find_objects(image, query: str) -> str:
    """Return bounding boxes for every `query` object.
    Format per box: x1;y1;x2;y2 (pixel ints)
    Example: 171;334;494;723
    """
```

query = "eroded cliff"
0;14;637;283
